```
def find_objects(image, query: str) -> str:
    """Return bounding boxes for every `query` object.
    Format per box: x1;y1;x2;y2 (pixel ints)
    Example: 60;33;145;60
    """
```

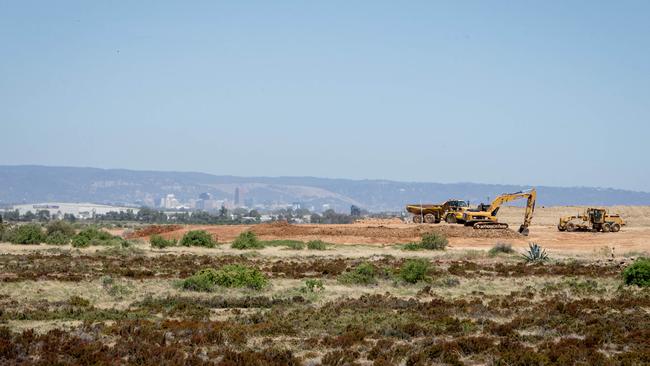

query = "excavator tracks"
473;222;509;230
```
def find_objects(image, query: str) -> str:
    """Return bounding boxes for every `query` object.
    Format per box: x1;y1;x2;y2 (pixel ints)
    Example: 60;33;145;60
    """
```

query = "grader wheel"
446;214;457;224
566;223;576;232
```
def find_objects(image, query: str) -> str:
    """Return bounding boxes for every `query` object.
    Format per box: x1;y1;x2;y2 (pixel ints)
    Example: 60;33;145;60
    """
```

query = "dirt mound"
125;225;183;239
354;218;404;225
251;223;522;241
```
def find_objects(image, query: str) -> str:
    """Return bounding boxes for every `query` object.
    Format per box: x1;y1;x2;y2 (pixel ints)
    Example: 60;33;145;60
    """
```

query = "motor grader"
462;188;536;236
406;199;469;224
557;208;624;233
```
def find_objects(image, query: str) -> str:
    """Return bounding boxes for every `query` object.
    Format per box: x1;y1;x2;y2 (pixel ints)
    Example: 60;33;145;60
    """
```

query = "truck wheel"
611;223;621;232
566;223;576;232
413;215;422;224
424;214;436;224
602;223;611;233
446;214;457;224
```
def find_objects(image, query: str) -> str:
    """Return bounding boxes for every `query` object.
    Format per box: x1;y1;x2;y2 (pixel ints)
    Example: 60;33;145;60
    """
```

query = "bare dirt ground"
134;206;650;255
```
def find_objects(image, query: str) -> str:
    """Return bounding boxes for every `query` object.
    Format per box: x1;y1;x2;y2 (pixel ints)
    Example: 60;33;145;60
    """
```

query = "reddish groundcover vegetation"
124;225;183;239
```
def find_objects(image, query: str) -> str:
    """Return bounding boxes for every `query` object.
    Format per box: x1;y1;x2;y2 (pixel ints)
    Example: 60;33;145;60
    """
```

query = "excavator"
462;188;536;236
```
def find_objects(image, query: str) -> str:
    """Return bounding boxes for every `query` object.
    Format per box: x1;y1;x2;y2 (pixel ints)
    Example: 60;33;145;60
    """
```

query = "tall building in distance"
160;194;180;209
234;187;240;206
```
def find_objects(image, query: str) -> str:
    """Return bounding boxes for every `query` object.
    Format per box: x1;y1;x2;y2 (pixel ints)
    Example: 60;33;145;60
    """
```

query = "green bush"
71;228;119;248
338;262;378;285
399;259;431;284
623;258;650;287
231;231;264;249
10;224;45;244
46;221;75;237
263;240;305;250
150;235;177;249
307;240;327;250
401;233;448;251
489;242;515;256
261;239;304;250
181;265;268;291
420;232;448;250
401;242;423;251
180;230;216;248
45;231;71;245
302;279;324;293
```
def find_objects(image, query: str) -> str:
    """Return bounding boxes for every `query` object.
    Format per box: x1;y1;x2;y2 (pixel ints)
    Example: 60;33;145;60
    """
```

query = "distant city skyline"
1;2;649;191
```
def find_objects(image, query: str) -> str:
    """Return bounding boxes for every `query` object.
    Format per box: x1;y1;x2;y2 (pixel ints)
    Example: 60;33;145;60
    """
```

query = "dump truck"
462;188;536;235
406;200;470;224
558;208;624;233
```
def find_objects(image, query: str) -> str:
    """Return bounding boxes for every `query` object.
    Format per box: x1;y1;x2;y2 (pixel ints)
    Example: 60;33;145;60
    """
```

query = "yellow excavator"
462;188;536;235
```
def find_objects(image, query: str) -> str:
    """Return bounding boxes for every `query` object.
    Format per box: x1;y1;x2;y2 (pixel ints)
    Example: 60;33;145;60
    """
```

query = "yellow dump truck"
406;200;469;224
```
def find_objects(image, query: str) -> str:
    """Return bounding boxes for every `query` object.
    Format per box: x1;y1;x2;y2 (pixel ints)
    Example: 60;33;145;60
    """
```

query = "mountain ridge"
1;165;649;211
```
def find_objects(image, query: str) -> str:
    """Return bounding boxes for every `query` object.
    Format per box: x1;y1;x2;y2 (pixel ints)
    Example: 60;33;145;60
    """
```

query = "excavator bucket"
518;225;529;236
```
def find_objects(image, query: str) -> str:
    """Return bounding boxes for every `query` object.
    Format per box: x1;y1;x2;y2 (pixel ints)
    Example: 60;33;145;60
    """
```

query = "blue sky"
1;1;649;191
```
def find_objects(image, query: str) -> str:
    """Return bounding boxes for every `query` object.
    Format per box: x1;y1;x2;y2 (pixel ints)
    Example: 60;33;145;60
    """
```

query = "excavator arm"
486;189;536;235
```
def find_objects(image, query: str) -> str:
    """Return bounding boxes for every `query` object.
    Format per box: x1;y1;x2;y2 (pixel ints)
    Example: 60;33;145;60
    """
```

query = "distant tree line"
1;206;359;225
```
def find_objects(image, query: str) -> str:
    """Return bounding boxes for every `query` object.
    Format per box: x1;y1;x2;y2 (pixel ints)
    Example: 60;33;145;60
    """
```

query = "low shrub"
420;232;448;250
401;242;423;251
489;242;515;256
401;232;448;251
46;221;75;237
150;235;177;249
180;230;216;248
181;265;268;291
9;224;45;244
71;227;117;248
302;279;325;293
263;240;304;250
399;259;431;284
307;240;327;250
45;231;71;245
338;262;378;285
622;258;650;287
231;231;264;249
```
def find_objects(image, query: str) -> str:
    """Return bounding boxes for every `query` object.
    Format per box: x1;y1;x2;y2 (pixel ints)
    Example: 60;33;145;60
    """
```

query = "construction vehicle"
406;200;469;224
461;188;536;235
557;208;624;233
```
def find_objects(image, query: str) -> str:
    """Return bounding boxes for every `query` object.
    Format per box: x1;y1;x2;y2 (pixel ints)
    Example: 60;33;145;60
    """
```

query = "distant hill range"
1;165;649;212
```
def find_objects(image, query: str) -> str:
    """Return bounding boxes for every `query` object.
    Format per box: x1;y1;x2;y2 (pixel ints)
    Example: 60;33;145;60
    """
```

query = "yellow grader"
557;208;624;233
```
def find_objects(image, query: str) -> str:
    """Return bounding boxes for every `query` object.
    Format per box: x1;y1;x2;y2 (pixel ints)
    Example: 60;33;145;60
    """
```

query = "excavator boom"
463;188;536;235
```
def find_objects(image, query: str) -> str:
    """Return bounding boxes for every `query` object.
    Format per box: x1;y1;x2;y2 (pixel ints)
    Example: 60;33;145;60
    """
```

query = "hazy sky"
1;1;649;191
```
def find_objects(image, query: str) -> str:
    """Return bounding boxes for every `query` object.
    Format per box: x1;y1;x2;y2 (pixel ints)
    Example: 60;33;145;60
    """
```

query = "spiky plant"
523;242;548;263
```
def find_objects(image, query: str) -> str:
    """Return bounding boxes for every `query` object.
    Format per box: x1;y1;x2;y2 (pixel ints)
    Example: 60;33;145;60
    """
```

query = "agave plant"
523;242;549;263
